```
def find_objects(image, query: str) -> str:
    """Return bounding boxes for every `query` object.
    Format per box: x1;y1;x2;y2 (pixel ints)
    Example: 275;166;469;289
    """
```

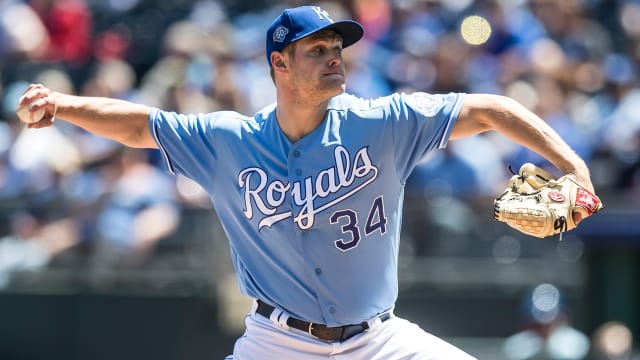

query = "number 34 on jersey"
238;145;387;252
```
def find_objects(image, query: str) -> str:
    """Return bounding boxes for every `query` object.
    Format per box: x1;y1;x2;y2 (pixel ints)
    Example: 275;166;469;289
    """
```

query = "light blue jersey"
150;92;465;327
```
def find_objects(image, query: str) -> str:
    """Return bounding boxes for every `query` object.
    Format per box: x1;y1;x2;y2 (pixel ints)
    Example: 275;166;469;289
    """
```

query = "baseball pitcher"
16;5;601;359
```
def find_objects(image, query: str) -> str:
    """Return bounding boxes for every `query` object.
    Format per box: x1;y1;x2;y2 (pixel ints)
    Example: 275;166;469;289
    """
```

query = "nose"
328;49;343;67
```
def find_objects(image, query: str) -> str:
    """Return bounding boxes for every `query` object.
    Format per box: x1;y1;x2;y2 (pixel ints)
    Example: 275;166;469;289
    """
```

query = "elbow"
121;126;157;149
454;93;532;140
467;94;525;128
453;94;527;139
472;93;522;114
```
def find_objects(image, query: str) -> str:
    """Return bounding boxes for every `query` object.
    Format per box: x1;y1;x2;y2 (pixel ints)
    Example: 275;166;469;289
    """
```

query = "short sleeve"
389;92;465;181
148;108;221;189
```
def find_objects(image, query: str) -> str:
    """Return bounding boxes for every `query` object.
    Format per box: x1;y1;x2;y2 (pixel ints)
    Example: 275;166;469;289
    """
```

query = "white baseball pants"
225;304;476;359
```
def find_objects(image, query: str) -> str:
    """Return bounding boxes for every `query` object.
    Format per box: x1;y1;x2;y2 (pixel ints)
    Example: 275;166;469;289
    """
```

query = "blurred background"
0;0;639;359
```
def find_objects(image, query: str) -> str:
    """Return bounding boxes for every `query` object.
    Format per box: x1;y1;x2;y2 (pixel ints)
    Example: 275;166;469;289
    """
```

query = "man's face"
285;31;346;102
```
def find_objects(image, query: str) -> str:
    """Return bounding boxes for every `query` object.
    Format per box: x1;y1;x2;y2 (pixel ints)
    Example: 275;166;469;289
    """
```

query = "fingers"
18;83;48;105
16;83;57;127
27;117;55;129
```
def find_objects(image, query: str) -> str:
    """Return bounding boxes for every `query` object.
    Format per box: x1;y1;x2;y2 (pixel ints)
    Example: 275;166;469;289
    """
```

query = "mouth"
323;72;345;79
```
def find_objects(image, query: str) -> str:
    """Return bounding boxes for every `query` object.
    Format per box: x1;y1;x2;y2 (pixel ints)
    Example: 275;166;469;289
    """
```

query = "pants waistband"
254;300;391;343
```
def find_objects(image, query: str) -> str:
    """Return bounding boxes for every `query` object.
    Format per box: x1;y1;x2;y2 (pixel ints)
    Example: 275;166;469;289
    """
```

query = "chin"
329;82;346;96
312;81;346;101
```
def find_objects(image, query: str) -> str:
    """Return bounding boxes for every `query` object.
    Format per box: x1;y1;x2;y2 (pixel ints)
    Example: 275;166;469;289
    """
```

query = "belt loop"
277;312;290;330
366;311;391;330
251;299;259;315
269;308;283;324
268;307;290;330
365;317;379;330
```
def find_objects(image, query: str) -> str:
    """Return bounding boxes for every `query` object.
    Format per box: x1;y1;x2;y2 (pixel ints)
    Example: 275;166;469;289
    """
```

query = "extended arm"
451;93;592;191
17;84;157;149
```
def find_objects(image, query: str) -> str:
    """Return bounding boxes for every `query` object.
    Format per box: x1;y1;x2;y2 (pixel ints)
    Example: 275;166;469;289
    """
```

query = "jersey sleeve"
148;108;221;188
389;92;465;182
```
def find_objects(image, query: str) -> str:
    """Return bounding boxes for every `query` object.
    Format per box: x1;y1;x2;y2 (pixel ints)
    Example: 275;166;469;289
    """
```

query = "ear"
271;52;287;72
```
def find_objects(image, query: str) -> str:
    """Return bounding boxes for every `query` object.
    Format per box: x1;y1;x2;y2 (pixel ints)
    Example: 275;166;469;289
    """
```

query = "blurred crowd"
0;0;639;288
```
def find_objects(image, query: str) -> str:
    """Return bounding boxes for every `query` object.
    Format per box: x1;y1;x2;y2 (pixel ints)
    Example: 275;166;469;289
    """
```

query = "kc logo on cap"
311;6;333;22
265;5;364;66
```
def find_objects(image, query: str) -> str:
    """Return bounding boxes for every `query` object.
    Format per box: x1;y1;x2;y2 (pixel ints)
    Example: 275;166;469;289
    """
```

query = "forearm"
19;82;157;149
455;94;592;189
51;92;156;148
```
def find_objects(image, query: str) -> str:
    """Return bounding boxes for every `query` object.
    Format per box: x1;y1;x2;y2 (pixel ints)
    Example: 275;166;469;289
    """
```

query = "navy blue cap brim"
290;20;364;49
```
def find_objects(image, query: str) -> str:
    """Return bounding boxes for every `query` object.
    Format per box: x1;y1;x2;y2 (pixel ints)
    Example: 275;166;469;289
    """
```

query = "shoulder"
327;92;464;115
152;107;265;131
253;102;277;123
329;92;463;108
400;92;465;116
327;93;393;111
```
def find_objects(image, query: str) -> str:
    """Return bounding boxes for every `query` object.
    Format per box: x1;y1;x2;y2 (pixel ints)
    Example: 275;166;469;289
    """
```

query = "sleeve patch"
406;93;445;117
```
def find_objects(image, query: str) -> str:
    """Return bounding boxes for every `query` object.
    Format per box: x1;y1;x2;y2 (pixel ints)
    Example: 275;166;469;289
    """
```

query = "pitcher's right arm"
17;84;157;149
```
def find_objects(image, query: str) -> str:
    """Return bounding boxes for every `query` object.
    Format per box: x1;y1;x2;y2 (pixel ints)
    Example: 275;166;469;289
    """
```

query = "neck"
275;92;332;143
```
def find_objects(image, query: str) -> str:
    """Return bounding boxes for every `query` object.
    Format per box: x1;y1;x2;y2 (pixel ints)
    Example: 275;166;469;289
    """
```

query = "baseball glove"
494;163;603;239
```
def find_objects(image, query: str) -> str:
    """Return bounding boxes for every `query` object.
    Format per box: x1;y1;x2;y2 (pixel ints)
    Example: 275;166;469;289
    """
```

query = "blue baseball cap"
266;6;364;66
